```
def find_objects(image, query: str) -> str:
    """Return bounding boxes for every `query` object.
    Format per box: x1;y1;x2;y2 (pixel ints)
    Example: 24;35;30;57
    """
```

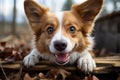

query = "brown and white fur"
23;0;103;72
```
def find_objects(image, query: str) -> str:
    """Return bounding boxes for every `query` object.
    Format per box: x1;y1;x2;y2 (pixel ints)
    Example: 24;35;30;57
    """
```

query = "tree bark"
12;0;17;35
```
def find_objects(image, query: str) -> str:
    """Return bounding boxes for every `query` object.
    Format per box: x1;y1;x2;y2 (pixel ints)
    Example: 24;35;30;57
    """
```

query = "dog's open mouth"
54;53;70;65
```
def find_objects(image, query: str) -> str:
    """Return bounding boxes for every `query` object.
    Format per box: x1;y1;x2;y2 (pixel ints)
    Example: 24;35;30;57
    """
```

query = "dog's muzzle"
52;40;70;65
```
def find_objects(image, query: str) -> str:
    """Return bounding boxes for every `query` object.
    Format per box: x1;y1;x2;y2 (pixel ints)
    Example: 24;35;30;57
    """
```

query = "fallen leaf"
84;74;99;80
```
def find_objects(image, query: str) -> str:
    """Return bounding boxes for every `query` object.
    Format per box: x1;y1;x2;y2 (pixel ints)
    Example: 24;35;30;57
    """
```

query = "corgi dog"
23;0;103;72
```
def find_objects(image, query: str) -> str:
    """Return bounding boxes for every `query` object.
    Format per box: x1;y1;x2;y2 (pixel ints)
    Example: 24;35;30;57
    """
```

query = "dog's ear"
72;0;103;36
72;0;103;21
24;0;49;22
24;0;49;32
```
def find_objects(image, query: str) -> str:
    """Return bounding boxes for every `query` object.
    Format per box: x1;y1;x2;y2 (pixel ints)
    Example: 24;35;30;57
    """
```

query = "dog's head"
24;0;103;65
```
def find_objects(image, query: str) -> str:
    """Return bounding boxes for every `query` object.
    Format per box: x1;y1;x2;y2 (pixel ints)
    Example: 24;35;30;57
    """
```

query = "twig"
16;62;23;80
0;62;9;80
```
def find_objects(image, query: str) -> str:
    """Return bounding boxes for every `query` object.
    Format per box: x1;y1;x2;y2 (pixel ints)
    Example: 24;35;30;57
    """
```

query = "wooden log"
0;56;120;74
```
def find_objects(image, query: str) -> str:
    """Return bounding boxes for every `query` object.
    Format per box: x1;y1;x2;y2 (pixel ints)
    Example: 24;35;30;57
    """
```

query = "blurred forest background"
0;0;120;55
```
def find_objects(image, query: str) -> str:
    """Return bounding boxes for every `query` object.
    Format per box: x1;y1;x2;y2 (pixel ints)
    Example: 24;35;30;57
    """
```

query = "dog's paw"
77;57;96;72
23;54;39;68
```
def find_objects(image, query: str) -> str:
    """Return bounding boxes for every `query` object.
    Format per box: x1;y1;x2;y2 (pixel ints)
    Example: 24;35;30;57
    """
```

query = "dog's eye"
69;26;76;34
47;26;54;34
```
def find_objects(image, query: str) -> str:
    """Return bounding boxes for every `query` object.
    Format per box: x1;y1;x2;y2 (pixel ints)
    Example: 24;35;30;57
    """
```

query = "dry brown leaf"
84;74;99;80
45;68;71;80
24;73;38;80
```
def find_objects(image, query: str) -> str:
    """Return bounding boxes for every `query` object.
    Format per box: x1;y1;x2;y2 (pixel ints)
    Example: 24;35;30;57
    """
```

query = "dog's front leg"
23;48;40;68
77;52;96;72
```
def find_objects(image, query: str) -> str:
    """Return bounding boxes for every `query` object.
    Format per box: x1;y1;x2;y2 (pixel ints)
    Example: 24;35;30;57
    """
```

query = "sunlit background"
0;0;120;23
0;0;120;55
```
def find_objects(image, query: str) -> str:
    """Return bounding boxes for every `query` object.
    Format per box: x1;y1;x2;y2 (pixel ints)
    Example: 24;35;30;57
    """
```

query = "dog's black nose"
54;40;67;51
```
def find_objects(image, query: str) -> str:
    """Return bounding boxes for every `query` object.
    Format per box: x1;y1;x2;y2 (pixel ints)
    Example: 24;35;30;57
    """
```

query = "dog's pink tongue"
55;54;68;62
